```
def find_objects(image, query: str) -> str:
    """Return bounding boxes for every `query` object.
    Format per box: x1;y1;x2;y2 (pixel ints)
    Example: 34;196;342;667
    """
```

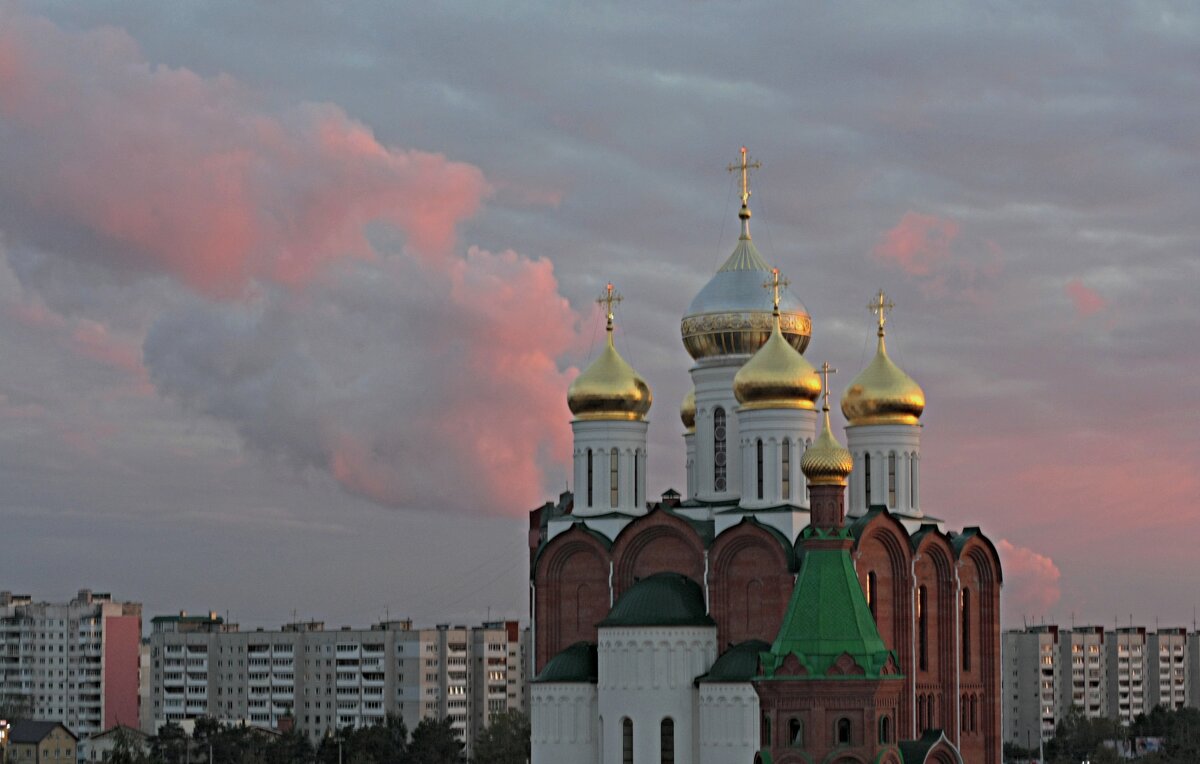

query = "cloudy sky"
0;1;1197;631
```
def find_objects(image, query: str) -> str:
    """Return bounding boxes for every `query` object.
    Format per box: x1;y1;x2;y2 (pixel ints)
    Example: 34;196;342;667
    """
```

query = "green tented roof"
696;639;770;684
759;527;902;680
534;642;597;683
599;572;715;628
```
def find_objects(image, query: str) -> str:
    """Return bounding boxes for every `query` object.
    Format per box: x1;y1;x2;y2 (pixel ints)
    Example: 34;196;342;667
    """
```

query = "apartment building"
1107;627;1147;725
1005;624;1199;748
1148;628;1188;711
1003;624;1061;749
0;589;141;739
144;615;528;754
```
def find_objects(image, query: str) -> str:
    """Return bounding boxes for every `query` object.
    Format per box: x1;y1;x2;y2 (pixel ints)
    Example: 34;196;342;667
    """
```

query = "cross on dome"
818;361;837;412
869;289;895;335
763;267;790;312
597;282;623;330
727;146;761;223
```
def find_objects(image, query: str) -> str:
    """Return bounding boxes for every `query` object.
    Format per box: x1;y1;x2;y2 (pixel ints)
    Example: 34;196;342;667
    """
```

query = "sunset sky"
0;2;1197;631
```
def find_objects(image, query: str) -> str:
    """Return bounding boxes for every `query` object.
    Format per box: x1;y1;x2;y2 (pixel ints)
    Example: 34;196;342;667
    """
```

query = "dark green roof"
760;527;902;681
898;730;959;763
534;642;597;683
599;573;715;628
696;640;770;684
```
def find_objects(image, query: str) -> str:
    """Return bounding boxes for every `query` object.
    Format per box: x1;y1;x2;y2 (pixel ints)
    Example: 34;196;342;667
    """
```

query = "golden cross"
762;268;789;311
726;146;761;209
817;361;837;412
596;282;623;327
869;289;894;333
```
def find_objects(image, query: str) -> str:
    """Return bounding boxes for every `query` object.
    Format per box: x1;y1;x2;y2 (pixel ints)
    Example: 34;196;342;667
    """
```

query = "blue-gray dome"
681;234;811;361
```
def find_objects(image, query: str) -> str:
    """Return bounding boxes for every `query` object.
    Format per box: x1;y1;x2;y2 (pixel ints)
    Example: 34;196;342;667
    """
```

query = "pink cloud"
0;9;490;298
323;247;578;514
873;212;960;276
996;539;1061;623
1064;278;1106;317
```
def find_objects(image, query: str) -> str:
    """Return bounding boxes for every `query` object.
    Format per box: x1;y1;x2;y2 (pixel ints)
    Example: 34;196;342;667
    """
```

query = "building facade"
0;590;141;740
529;156;1003;763
143;614;526;754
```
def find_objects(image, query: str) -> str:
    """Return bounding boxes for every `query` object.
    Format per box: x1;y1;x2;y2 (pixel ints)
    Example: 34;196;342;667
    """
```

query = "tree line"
98;710;529;764
1004;705;1200;764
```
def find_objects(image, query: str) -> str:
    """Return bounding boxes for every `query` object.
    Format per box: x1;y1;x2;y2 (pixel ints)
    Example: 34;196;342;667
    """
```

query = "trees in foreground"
1007;705;1200;764
134;712;528;764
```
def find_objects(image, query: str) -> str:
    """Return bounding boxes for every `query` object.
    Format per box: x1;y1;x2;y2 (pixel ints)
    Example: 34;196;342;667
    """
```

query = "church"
527;150;1002;764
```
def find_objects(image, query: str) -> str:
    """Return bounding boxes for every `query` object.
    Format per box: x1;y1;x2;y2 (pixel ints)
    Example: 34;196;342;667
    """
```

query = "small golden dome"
733;311;820;410
680;388;696;431
841;329;925;426
567;305;652;422
802;407;853;486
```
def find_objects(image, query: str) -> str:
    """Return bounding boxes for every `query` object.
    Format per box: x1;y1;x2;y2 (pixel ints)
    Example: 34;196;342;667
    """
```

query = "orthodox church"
528;150;1002;764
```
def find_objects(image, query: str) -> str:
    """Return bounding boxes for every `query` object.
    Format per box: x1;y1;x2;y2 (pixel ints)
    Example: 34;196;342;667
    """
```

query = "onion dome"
802;401;853;487
841;291;925;426
680;387;696;431
681;148;811;361
567;285;652;421
733;307;821;410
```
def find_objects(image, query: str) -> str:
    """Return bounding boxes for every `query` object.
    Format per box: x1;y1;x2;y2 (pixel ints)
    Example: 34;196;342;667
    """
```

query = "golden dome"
842;292;924;426
680;388;696;431
568;288;652;422
733;310;820;410
841;331;925;426
801;407;853;486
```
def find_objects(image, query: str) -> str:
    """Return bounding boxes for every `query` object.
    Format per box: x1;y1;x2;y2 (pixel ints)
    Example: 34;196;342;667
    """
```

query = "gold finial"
597;282;623;331
762;267;790;313
817;361;837;412
869;289;894;336
727;146;761;222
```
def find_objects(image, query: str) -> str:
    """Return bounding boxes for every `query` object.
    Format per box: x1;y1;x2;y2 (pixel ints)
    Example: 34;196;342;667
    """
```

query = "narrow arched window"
879;715;891;744
622;717;633;764
836;718;851;745
756;439;764;500
610;447;619;508
867;571;878;619
887;451;897;506
788;718;803;747
863;453;872;509
961;588;971;672
917;695;926;731
586;449;594;507
928;694;936;728
660;718;674;763
761;715;771;746
634;449;640;508
781;439;791;500
970;695;977;733
910;454;916;506
713;407;727;492
918;585;929;672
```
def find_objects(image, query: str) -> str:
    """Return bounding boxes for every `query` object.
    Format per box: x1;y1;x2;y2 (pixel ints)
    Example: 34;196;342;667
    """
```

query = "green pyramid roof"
759;527;902;680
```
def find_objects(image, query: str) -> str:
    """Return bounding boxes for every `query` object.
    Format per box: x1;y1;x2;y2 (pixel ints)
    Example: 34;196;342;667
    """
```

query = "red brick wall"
709;522;792;647
854;517;914;736
533;528;610;671
611;511;705;597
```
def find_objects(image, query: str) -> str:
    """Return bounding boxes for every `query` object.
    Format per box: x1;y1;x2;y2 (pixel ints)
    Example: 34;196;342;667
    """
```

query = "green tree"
408;718;463;764
150;722;189;764
470;711;529;764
